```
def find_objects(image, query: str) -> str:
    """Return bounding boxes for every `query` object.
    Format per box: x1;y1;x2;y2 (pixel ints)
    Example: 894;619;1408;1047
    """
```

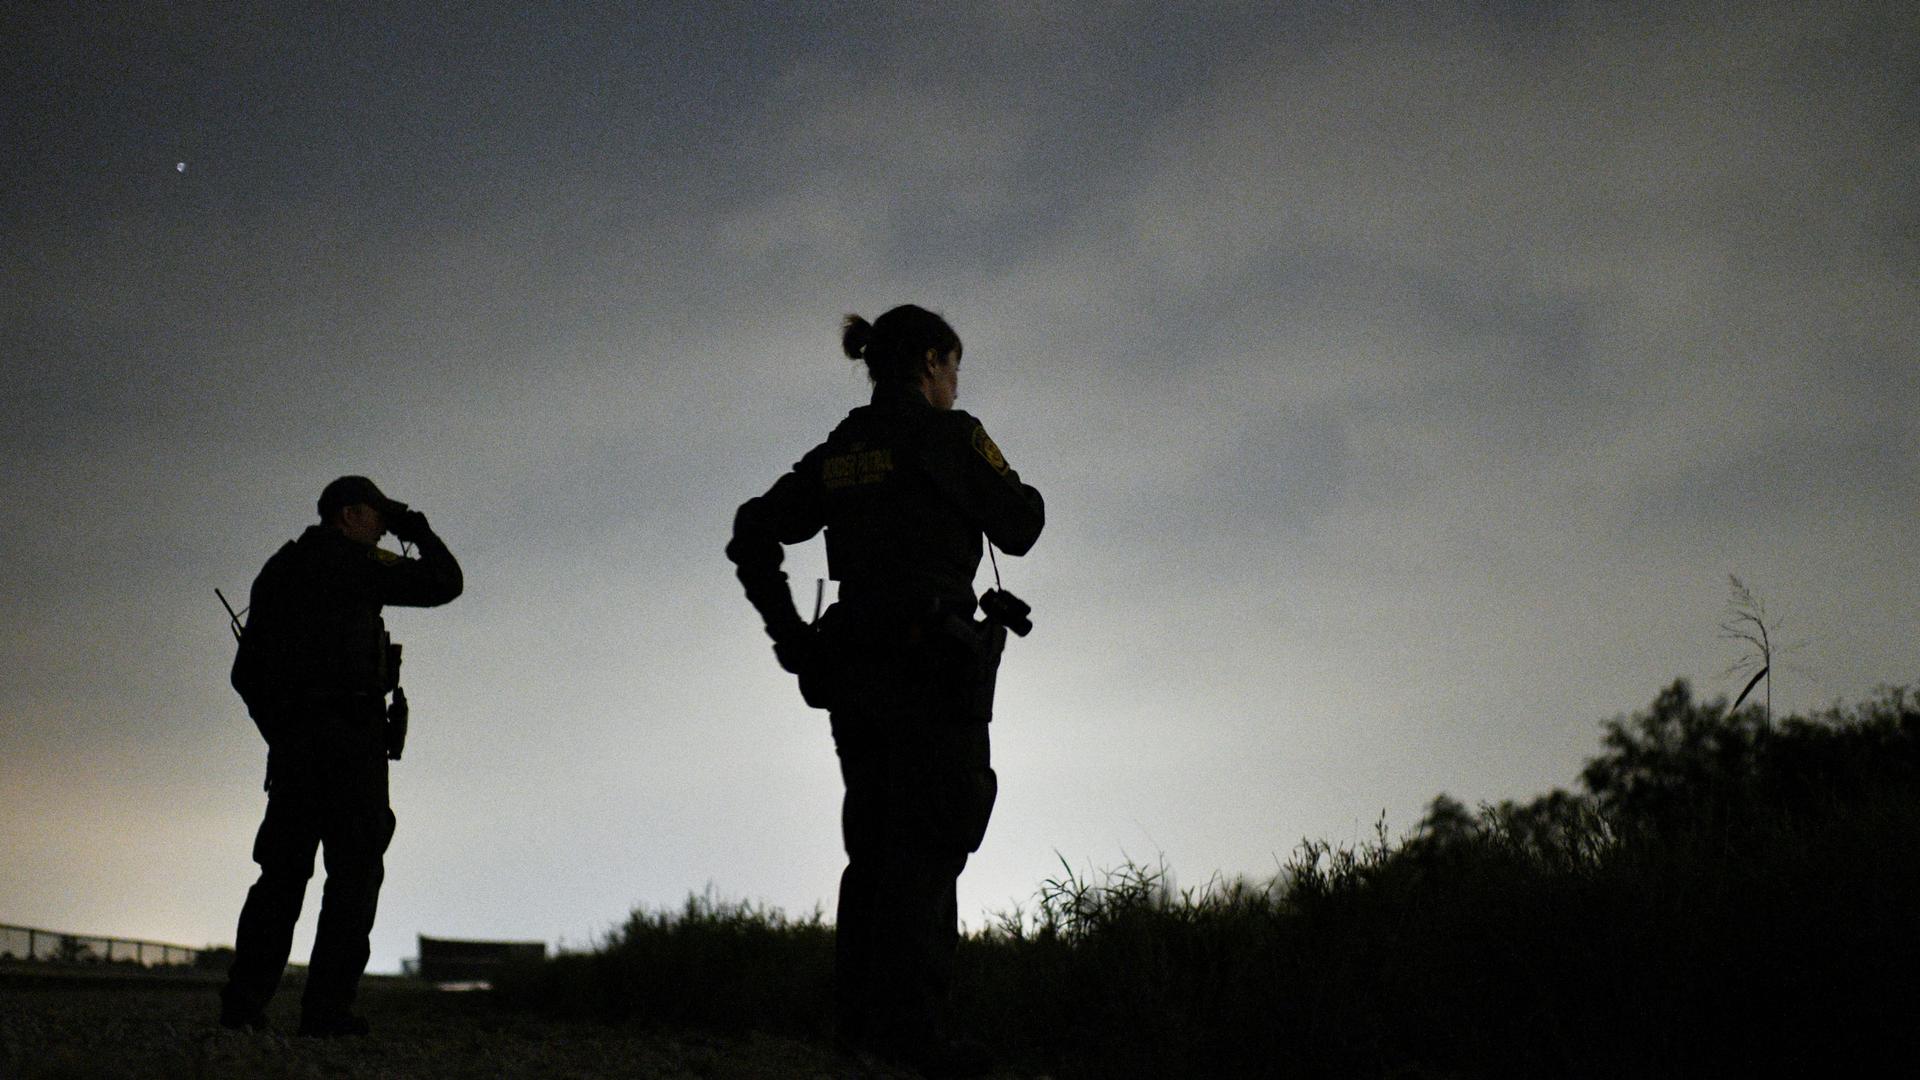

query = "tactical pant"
830;679;997;1059
222;701;393;1025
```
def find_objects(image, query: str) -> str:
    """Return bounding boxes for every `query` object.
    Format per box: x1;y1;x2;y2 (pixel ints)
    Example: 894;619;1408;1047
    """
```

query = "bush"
497;682;1920;1078
492;889;835;1038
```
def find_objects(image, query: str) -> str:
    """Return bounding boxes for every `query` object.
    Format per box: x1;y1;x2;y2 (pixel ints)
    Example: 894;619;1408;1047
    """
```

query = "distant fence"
0;922;225;970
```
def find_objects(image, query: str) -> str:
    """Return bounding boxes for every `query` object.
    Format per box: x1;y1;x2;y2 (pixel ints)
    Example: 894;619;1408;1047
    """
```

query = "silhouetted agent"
728;306;1044;1074
220;476;462;1036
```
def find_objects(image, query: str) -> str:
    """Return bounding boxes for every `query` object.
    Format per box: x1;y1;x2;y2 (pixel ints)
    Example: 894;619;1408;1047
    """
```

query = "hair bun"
841;314;872;360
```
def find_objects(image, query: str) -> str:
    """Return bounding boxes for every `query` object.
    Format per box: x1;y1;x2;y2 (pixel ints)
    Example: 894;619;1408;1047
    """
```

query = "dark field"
9;681;1919;1079
0;974;955;1080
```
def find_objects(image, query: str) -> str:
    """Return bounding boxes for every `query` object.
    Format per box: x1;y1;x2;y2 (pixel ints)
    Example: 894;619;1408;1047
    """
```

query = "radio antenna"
215;588;247;642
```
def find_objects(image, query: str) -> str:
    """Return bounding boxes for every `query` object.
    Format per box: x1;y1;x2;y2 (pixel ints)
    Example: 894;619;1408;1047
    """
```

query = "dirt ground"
0;973;969;1080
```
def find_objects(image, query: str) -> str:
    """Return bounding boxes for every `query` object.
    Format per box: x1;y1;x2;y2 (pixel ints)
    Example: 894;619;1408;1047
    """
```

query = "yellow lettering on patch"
371;547;401;565
972;425;1008;474
823;446;895;489
823;454;857;488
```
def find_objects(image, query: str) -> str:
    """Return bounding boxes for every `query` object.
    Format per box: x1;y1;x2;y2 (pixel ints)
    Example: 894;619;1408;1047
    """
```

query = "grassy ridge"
497;893;837;1038
496;681;1920;1078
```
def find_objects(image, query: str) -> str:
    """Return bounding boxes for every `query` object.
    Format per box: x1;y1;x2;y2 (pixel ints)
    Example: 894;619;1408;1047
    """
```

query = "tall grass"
494;889;836;1037
496;681;1920;1077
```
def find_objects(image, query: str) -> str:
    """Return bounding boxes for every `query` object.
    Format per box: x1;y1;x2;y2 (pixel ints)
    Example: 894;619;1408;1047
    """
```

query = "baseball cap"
317;476;409;520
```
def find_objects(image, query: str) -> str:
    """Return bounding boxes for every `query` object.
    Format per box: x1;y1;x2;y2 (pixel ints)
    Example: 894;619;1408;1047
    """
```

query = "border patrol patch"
972;425;1009;474
371;547;401;565
823;445;895;489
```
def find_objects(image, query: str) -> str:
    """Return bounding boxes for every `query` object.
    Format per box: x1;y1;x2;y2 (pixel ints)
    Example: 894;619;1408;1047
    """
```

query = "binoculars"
978;588;1032;637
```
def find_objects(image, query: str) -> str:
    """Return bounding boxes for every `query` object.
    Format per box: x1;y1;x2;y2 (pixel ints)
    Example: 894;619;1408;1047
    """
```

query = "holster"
937;608;1006;724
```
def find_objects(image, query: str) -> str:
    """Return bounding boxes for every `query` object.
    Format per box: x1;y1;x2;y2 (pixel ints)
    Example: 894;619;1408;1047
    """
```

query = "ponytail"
842;314;873;363
840;304;960;383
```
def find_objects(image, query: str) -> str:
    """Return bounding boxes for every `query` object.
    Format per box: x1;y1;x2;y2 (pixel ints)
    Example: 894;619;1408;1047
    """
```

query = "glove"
389;508;432;543
774;624;840;710
772;624;821;676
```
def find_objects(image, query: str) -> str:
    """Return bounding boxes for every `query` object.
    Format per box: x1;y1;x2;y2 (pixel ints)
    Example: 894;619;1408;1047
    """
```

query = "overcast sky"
5;2;1915;974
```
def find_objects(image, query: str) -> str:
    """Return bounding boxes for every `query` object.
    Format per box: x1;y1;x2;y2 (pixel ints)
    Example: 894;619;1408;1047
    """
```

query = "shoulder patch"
971;425;1009;475
370;546;402;565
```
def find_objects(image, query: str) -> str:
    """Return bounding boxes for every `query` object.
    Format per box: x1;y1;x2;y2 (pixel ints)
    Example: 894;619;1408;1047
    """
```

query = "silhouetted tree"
1578;679;1763;830
1579;677;1920;839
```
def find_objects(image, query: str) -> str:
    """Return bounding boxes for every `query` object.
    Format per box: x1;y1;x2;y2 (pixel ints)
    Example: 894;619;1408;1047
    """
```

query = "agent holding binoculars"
728;304;1044;1075
221;476;463;1037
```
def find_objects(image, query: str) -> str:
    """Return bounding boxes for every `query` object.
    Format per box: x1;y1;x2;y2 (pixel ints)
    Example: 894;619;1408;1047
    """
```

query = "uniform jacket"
232;523;463;735
728;380;1044;638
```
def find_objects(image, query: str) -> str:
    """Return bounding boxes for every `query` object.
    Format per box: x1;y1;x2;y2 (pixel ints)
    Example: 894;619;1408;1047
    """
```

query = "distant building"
406;935;546;985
